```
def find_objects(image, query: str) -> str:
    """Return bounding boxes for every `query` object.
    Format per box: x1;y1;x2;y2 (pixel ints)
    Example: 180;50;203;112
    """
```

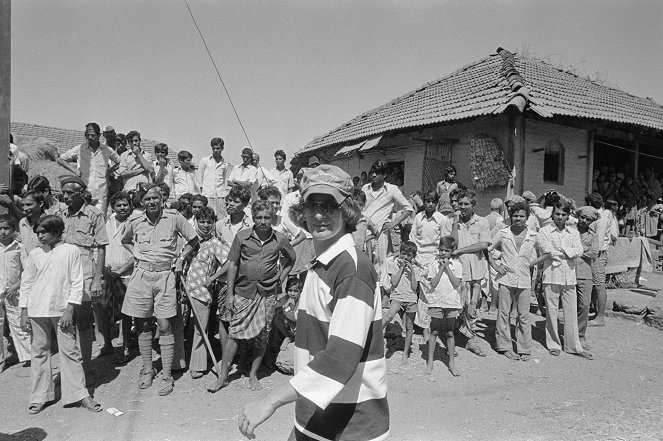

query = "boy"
172;150;199;199
207;200;295;393
186;206;226;379
191;194;208;218
104;192;135;364
266;277;302;375
239;164;389;441
409;190;452;266
425;236;463;376
0;215;31;371
214;185;253;256
19;215;102;413
381;241;422;364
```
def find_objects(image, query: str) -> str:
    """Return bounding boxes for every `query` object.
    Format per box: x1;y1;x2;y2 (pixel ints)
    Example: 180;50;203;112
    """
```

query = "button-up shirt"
58;204;109;251
60;142;120;208
229;164;259;199
18;217;41;255
362;182;413;231
19;242;84;317
577;228;599;280
198;156;233;198
269;167;294;200
537;224;583;285
121;209;197;264
457;213;490;281
491;227;540;289
119;148;154;191
228;228;296;299
593;208;614;252
409;211;452;259
172;165;199;198
215;213;254;257
0;239;24;296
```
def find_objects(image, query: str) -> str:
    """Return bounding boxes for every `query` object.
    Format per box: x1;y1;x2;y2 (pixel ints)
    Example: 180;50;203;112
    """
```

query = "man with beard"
56;175;110;386
120;184;198;396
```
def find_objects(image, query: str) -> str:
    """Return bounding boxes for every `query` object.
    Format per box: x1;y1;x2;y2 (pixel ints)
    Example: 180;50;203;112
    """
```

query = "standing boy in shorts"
121;184;199;396
425;236;463;376
381;240;423;364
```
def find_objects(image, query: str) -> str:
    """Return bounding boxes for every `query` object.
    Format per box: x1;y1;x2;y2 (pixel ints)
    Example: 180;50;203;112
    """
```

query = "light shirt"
409;211;452;258
105;214;134;275
10;143;30;172
537;224;583;285
491;227;540;289
19;242;84;316
119;148;154;191
172;165;200;198
425;258;463;309
362;182;413;231
457;213;490;281
0;239;24;296
153;159;175;194
60;142;120;207
269;167;294;200
198;156;233;199
18;217;42;255
383;255;421;303
215;213;254;257
228;164;258;188
592;208;613;252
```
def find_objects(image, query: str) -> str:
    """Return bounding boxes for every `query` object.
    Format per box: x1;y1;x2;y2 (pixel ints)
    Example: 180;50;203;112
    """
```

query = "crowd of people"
0;121;636;440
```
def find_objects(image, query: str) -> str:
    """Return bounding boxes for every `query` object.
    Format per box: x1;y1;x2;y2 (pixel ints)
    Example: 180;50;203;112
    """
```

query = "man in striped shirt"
239;165;389;441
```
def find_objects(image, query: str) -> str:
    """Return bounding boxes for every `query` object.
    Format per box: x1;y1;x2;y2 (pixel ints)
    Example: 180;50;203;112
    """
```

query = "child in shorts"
425;236;463;377
381;241;423;364
266;277;302;374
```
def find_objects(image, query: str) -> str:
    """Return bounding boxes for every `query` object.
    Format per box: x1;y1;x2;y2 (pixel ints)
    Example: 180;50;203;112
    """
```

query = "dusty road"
1;287;662;441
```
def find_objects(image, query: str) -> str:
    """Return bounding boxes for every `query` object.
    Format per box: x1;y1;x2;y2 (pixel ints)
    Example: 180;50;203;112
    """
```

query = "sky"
10;0;663;166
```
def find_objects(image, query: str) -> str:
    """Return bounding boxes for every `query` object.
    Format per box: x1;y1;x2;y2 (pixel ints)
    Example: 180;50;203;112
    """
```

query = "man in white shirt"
57;122;120;214
118;130;155;191
153;143;175;197
9;133;29;173
362;159;413;272
228;148;259;201
269;149;294;200
585;192;615;327
251;153;275;199
198;137;233;218
172;150;199;199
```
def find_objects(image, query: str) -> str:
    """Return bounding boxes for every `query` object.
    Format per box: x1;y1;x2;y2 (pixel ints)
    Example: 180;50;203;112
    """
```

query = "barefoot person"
238;165;389;441
120;184;198;396
19;215;102;414
207;200;295;392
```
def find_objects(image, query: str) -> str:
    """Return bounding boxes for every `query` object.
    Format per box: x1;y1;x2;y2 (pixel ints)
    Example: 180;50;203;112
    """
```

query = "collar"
208;155;226;164
63;204;90;218
141;209;167;226
461;213;479;225
85;141;102;152
127;148;145;157
239;163;254;170
0;238;20;251
315;233;356;265
420;211;442;222
250;227;275;243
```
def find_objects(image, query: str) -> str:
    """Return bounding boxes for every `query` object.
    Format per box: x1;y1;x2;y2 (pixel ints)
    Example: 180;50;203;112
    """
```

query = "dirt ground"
1;277;662;441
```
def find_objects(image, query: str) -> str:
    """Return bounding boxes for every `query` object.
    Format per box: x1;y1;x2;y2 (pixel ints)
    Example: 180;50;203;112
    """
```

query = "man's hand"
205;276;216;289
174;258;184;274
225;294;234;313
238;399;277;440
0;193;13;207
493;262;508;275
60;305;75;330
382;221;397;232
20;309;31;333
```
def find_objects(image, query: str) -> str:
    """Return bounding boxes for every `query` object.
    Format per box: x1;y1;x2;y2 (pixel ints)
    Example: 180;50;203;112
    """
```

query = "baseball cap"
300;164;353;204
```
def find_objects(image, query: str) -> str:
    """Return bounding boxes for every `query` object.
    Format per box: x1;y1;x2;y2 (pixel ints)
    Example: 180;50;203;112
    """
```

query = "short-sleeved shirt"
491;227;540;289
119;148;154;191
215;213;254;257
60;143;120;206
0;239;24;295
18;217;41;255
435;180;460;212
57;204;109;251
577;229;599;280
425;258;463;309
172;165;199;198
409;211;452;258
362;182;413;230
227;228;296;299
228;164;258;188
457;214;490;281
198;156;233;198
186;237;226;304
384;255;421;303
121;209;197;264
269;167;294;200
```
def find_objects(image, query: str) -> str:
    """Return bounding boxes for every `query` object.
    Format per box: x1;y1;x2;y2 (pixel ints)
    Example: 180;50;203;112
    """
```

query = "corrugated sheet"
298;53;663;155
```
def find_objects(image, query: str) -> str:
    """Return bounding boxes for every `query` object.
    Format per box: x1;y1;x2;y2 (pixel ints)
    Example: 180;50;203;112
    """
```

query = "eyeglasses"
303;201;341;215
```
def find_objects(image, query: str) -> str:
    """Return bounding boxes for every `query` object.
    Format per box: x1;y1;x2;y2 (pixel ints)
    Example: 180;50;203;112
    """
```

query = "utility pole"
0;0;10;187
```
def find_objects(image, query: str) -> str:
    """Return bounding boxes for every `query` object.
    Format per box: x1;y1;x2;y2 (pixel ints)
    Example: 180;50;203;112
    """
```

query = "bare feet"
207;376;229;393
249;376;262;391
401;356;409;365
449;364;461;377
425;364;433;375
588;319;605;327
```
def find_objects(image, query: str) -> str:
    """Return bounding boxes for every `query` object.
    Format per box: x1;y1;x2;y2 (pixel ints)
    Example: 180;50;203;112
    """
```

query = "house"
293;48;663;213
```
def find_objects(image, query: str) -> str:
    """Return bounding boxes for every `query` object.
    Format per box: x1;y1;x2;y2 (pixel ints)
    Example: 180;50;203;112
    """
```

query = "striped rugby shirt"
290;234;389;441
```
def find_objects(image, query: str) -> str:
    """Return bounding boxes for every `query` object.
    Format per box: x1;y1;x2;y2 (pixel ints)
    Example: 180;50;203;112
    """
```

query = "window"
543;140;564;184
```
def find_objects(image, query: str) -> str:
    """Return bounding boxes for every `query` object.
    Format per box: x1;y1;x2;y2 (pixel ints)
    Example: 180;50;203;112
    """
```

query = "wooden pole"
586;131;595;195
0;0;10;188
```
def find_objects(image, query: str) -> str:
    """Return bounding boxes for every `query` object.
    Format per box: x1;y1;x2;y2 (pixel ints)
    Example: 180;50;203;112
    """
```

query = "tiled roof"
298;49;663;155
10;122;176;160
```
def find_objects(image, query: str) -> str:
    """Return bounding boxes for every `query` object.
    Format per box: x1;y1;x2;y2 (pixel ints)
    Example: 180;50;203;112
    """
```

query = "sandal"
157;376;174;396
28;403;45;415
502;350;520;361
519;354;531;362
139;368;157;389
576;351;594;360
549;349;560;356
190;370;204;380
79;397;102;412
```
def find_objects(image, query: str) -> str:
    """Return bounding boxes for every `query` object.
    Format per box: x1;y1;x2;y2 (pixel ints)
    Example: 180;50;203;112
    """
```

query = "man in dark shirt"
208;199;295;393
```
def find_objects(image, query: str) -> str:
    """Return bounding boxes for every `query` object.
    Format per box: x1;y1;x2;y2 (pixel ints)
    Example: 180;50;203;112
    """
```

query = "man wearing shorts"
121;184;198;396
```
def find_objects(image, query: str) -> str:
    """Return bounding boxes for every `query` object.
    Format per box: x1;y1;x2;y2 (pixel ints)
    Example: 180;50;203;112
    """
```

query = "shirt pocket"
75;219;96;247
155;219;175;243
